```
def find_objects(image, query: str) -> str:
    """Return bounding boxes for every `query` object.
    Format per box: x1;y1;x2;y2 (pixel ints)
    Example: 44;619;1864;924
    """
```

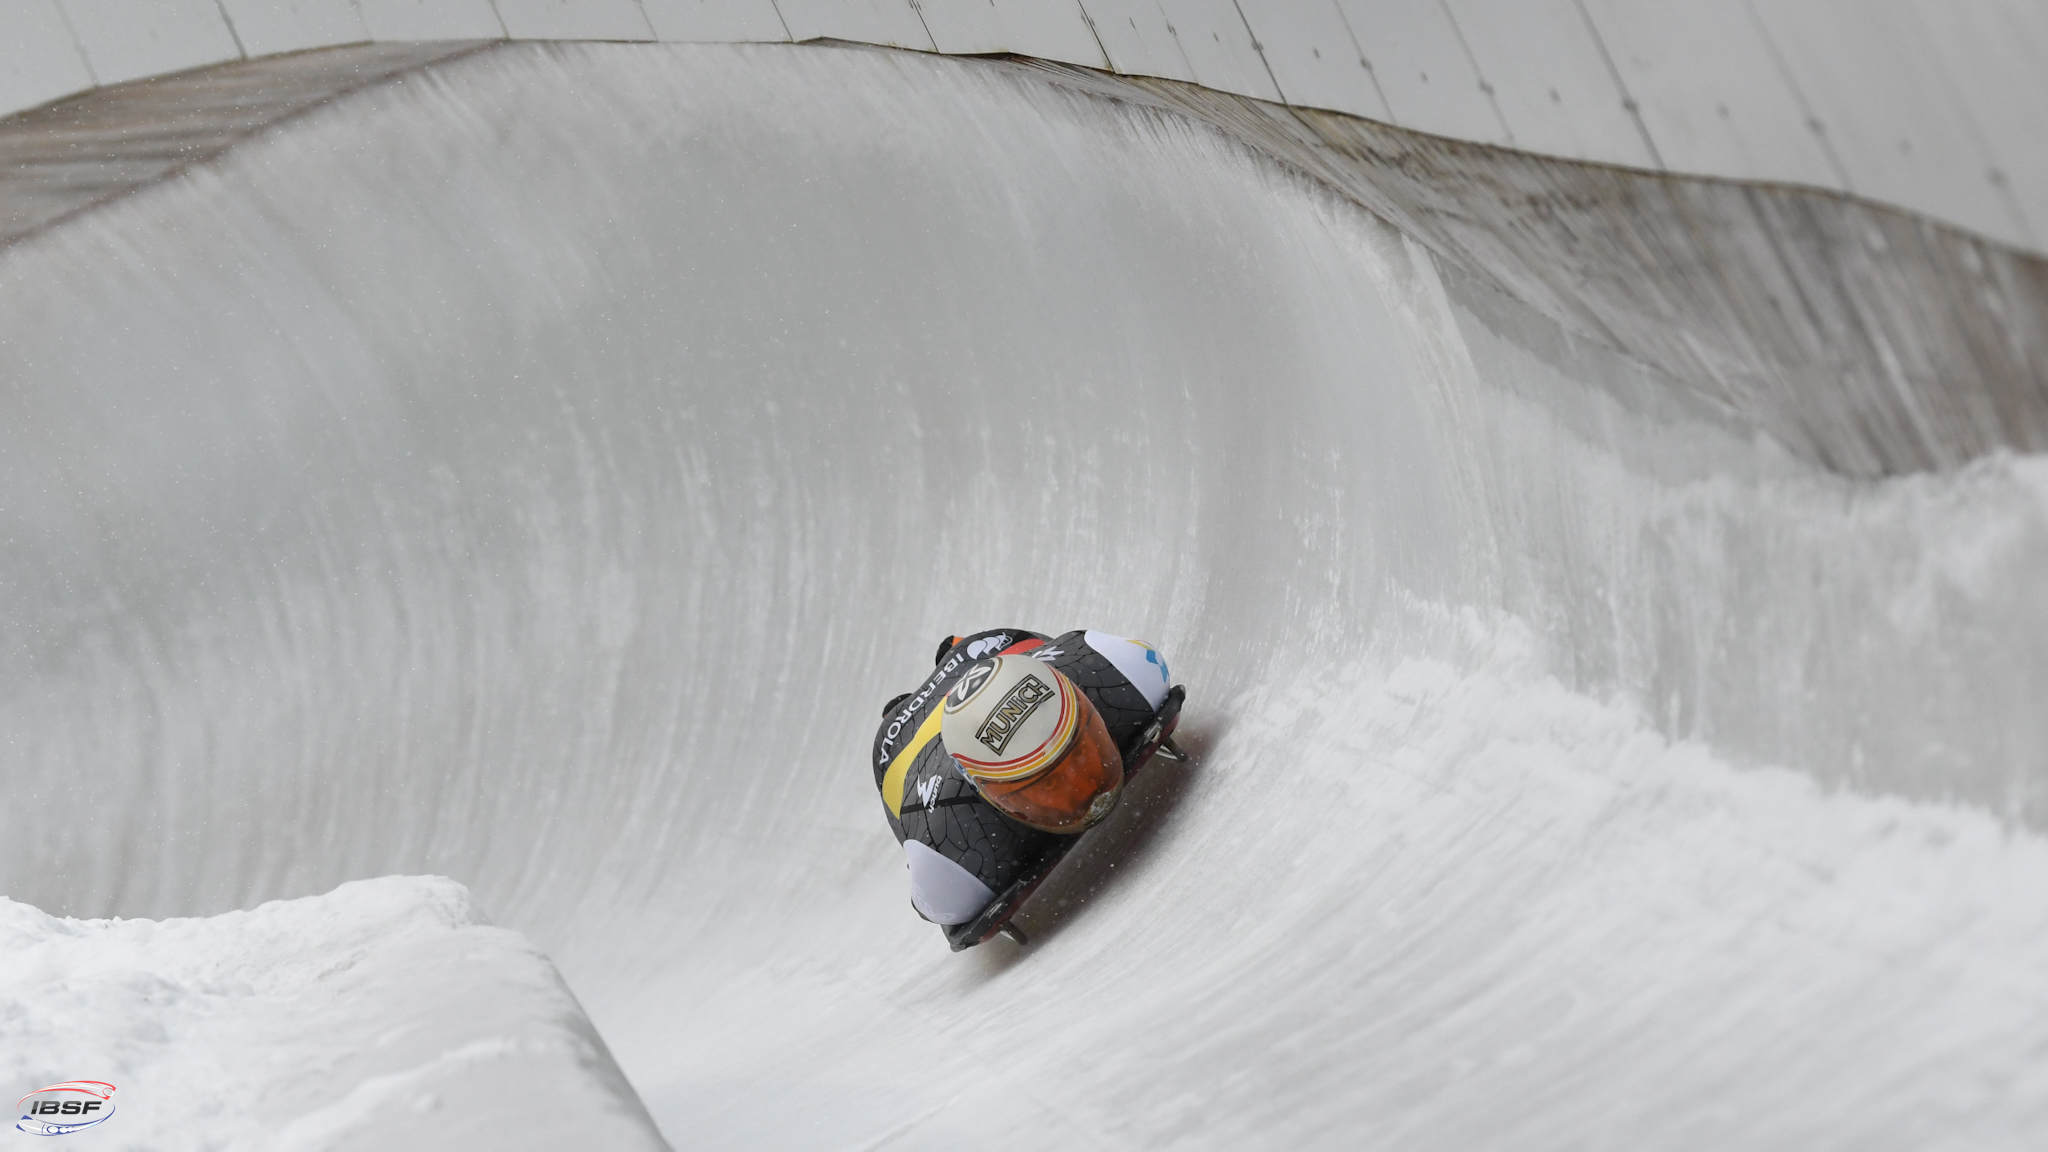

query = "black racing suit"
870;628;1170;934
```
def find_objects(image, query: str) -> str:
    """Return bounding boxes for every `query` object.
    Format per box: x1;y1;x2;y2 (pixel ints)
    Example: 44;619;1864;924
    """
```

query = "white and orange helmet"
941;655;1124;834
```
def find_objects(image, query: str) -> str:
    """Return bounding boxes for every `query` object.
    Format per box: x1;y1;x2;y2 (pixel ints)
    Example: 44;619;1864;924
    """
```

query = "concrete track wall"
13;40;2048;480
3;1;2048;250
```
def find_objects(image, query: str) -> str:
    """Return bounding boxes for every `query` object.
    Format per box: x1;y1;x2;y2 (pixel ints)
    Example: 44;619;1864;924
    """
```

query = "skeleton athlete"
870;628;1185;950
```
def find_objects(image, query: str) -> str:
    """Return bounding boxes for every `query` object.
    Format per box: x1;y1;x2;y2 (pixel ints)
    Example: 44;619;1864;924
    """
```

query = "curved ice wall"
6;41;2048;1148
6;0;2048;250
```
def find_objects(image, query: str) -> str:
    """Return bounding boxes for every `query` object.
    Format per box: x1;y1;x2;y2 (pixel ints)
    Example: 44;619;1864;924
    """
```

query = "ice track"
5;42;2048;1150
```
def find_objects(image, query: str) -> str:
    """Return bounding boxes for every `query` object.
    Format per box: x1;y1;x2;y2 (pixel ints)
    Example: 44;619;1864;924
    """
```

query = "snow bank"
0;876;664;1150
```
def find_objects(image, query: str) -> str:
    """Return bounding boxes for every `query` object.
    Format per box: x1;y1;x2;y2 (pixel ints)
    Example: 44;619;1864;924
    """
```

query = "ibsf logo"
16;1082;115;1136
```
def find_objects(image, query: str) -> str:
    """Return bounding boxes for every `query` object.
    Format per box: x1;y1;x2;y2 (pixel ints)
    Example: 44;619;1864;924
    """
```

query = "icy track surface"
5;41;2048;1150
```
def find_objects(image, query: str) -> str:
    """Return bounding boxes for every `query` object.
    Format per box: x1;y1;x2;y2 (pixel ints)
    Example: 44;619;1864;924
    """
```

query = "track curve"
5;42;2048;1149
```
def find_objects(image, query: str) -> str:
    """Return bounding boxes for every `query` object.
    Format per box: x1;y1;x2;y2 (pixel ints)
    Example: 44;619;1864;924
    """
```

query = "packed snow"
1;877;661;1148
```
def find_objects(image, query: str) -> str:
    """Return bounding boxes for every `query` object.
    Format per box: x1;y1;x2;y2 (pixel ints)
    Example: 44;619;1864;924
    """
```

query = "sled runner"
944;685;1185;951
